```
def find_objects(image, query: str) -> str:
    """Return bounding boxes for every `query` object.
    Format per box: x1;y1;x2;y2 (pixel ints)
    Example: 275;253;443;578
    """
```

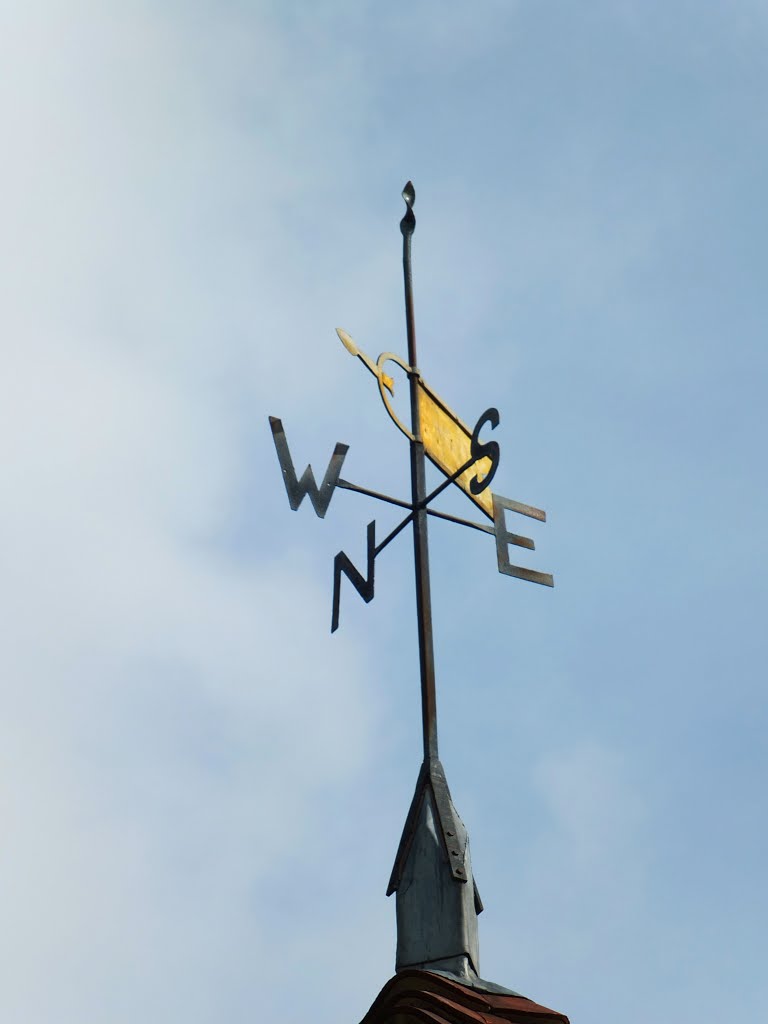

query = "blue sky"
1;3;767;1022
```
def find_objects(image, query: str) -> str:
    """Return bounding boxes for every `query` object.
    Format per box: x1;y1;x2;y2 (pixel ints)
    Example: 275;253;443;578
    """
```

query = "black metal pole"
400;182;439;762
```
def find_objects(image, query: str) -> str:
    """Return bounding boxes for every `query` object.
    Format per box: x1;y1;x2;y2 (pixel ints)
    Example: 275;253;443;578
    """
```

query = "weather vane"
269;183;557;997
270;181;552;759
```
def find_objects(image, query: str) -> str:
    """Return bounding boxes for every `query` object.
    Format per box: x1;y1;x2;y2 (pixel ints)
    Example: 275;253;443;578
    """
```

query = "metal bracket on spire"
387;759;480;895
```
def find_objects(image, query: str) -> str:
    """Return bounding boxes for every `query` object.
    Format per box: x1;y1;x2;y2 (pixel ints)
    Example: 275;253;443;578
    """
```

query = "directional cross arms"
268;407;553;633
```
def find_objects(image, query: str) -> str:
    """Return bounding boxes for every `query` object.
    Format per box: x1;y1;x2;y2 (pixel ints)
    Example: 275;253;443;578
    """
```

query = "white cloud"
0;6;387;1020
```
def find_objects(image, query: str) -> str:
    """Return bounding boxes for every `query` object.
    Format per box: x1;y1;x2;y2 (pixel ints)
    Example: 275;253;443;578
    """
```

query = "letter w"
331;521;376;633
269;416;348;519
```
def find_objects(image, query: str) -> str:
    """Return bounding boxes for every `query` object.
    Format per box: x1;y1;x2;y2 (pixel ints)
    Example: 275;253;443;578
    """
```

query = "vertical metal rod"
400;181;439;762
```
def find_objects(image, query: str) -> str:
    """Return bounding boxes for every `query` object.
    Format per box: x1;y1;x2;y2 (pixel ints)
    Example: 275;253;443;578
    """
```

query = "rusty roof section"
359;970;570;1024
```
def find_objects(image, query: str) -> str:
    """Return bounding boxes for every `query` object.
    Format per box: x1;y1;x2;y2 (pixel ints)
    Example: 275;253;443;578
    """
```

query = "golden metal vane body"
336;328;495;520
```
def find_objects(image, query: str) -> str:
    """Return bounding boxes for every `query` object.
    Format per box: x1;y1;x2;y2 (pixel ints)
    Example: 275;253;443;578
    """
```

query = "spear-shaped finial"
400;180;416;237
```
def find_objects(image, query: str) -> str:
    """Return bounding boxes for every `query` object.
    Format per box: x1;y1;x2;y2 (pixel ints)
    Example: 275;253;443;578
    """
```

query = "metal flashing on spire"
387;758;478;894
387;757;484;977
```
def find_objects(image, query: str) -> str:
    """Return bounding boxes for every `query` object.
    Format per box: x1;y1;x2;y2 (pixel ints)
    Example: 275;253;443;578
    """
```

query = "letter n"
269;416;348;518
331;521;376;633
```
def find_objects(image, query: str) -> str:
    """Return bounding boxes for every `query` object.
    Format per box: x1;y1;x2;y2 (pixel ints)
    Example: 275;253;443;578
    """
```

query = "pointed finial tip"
400;181;416;236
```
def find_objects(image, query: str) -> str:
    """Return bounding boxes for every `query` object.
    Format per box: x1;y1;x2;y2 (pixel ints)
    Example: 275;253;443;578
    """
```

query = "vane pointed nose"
402;180;415;206
336;326;359;356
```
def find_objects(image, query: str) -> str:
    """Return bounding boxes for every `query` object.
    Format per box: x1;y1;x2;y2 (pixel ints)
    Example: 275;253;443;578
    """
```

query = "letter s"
469;407;500;495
